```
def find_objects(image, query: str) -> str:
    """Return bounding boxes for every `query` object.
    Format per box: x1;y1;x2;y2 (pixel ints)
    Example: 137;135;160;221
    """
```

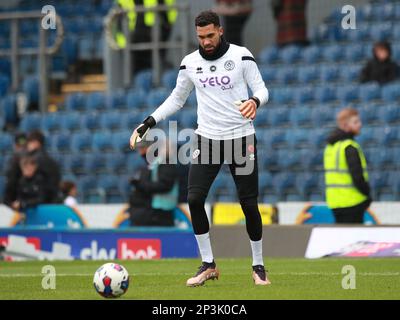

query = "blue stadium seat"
51;131;71;153
369;171;390;198
126;89;146;109
290;106;312;127
65;93;86;112
260;65;277;83
92;131;114;153
287;128;310;149
22;76;39;104
308;128;329;149
378;127;399;146
296;173;320;198
347;23;370;41
100;111;122;131
336;85;359;103
359;103;380;125
62;112;82;131
393;24;400;40
41;112;63;133
134;70;153;91
340;65;362;82
381;82;400;102
369;22;392;41
301;148;323;170
358;82;381;102
78;37;94;60
147;88;169;107
106;153;126;174
112;130;131;153
314;86;337;103
121;111;143;130
19;112;42;132
260;148;278;170
82;113;101;131
344;44;365;62
278;149;302;170
273;172;296;198
162;69;178;91
127;152;144;173
297;66;319;84
186;91;197;107
269;88;293;105
71;131;92;153
0;133;13;153
275;66;298;84
263;129;287;149
1;94;17;126
312;106;335;126
76;175;98;202
357;127;378;147
300;45;322;64
65;154;87;175
85;153;108;174
86;92;106;111
280;45;301;64
258;171;273;192
178;109;197;128
322;44;344;62
319;65;340;83
379;104;400;124
293;86;314;104
267;107;290;127
259;46;280;65
107;90;126;110
0;74;10;96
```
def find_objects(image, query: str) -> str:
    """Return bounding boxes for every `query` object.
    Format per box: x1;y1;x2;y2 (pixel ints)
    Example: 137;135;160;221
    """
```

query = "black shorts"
188;134;259;202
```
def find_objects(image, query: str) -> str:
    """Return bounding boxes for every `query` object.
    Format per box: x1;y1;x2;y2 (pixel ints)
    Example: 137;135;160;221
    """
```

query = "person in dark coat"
12;154;50;212
360;41;399;84
25;130;61;203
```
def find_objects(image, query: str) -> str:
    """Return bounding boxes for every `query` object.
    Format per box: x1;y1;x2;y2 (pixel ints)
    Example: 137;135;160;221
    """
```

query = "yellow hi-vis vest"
324;139;369;209
116;0;177;48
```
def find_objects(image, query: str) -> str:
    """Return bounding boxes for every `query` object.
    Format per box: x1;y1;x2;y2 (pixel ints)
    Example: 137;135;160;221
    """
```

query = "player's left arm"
239;49;269;120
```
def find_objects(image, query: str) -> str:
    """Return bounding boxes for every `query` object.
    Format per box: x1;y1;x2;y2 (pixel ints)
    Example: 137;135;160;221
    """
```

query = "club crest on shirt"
224;60;235;71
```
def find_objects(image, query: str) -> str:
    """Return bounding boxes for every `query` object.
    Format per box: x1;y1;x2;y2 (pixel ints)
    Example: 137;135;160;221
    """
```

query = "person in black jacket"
12;154;50;212
360;41;399;84
25;130;61;204
325;108;371;223
128;139;178;226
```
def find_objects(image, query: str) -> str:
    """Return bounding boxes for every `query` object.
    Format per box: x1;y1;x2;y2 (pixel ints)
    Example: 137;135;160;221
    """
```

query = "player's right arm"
130;59;194;150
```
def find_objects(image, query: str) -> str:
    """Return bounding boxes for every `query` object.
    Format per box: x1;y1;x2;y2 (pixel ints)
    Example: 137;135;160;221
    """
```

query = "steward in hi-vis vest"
324;108;372;223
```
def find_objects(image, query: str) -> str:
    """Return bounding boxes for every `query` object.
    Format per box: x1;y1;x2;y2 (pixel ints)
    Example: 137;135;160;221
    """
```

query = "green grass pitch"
0;258;399;300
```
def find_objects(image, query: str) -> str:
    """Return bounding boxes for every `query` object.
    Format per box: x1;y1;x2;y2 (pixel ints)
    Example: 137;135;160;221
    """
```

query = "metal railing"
0;11;64;112
104;3;190;87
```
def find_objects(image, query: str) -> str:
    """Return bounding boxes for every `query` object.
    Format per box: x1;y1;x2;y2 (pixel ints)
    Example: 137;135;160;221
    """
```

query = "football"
93;263;130;298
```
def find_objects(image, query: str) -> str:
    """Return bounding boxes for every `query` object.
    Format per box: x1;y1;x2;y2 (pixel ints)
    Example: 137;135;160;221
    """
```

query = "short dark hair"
14;132;27;146
60;180;76;197
195;10;220;27
27;130;45;146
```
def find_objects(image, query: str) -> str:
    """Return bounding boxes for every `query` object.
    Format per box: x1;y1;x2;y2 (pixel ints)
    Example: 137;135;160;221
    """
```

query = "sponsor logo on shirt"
199;76;233;90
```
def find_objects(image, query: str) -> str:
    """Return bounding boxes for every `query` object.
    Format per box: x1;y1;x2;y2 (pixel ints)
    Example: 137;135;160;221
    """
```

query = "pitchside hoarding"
0;229;198;260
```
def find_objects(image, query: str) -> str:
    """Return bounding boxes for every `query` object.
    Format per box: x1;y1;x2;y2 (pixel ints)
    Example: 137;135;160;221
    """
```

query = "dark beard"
199;36;230;61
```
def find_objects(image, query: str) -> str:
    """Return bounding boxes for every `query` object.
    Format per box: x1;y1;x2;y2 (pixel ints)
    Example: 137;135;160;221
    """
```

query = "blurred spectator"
214;0;253;46
11;154;49;212
324;108;371;223
60;181;78;208
3;132;27;208
360;41;399;84
127;139;179;226
25;130;61;203
272;0;309;47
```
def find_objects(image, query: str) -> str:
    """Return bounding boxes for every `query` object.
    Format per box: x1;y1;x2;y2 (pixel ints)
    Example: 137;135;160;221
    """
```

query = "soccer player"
130;10;270;286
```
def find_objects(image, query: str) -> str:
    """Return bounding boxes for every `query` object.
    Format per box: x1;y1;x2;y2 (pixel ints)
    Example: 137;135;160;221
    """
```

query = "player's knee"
187;192;206;209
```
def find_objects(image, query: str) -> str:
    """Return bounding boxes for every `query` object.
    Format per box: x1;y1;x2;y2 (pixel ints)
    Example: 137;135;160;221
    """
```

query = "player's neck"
199;36;230;61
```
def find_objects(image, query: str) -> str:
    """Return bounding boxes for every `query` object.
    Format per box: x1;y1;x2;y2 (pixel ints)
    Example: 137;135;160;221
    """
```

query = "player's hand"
238;99;257;120
129;116;156;150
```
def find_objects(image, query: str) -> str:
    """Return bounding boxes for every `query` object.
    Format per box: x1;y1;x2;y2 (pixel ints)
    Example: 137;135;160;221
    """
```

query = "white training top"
151;44;269;140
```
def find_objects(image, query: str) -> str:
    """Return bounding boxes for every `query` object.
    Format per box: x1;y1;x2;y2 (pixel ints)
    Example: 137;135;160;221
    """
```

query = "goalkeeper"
130;10;269;286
